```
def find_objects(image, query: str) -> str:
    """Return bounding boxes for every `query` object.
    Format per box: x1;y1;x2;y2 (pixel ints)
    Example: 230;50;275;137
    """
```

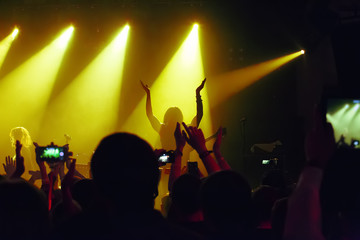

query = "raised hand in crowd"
11;140;25;179
284;107;335;240
305;108;336;169
3;155;16;177
169;122;186;191
28;170;42;185
213;127;231;170
61;158;81;216
182;123;220;174
33;142;50;190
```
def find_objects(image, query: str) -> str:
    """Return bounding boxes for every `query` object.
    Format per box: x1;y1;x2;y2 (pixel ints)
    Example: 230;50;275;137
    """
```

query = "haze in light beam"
40;25;129;156
209;50;304;105
0;26;74;149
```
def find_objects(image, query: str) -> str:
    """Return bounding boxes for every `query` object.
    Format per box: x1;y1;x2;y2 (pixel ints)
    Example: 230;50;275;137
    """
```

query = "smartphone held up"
36;143;70;163
325;96;360;149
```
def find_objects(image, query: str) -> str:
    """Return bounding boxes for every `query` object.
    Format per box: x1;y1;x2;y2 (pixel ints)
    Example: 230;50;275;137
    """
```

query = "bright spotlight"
11;28;19;40
345;104;350;109
56;25;75;48
300;49;305;55
114;25;130;49
193;23;199;29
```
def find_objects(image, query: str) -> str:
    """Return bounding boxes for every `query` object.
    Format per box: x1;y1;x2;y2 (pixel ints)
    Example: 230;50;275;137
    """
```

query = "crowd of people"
1;83;359;240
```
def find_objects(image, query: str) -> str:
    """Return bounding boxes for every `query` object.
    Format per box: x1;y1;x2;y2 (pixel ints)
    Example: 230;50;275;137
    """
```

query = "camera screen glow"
159;154;169;162
327;98;360;146
40;148;63;159
262;160;270;164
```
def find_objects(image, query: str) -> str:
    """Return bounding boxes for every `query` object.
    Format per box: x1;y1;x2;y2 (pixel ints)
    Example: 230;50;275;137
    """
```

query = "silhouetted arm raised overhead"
141;81;161;133
168;122;186;191
182;122;221;174
191;78;206;127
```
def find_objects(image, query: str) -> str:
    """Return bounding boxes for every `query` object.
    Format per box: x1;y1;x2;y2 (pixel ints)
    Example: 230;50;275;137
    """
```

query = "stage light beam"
209;50;305;105
40;24;130;155
0;25;74;146
0;27;20;70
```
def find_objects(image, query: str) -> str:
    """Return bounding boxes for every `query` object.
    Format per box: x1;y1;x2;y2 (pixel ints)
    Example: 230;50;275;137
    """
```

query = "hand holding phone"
35;142;69;163
158;150;175;166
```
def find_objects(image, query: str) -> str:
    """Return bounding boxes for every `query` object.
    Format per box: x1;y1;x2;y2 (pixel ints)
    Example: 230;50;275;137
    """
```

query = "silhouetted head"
201;170;252;227
71;178;97;211
171;173;201;215
0;180;49;239
91;133;159;210
163;107;183;126
9;127;32;148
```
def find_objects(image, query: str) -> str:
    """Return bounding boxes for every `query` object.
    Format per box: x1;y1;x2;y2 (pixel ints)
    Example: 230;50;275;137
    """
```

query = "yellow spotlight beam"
0;26;74;149
39;25;130;156
0;27;20;70
209;50;305;105
122;24;211;147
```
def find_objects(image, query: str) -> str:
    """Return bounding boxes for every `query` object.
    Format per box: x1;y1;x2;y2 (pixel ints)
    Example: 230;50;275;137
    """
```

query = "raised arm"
62;159;81;216
191;78;206;127
284;109;335;240
182;122;221;174
33;142;50;191
213;127;231;170
141;81;161;133
10;140;25;179
168;122;186;191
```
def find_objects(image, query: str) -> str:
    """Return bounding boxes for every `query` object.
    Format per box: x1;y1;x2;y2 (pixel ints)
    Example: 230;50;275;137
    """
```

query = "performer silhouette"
141;79;206;156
